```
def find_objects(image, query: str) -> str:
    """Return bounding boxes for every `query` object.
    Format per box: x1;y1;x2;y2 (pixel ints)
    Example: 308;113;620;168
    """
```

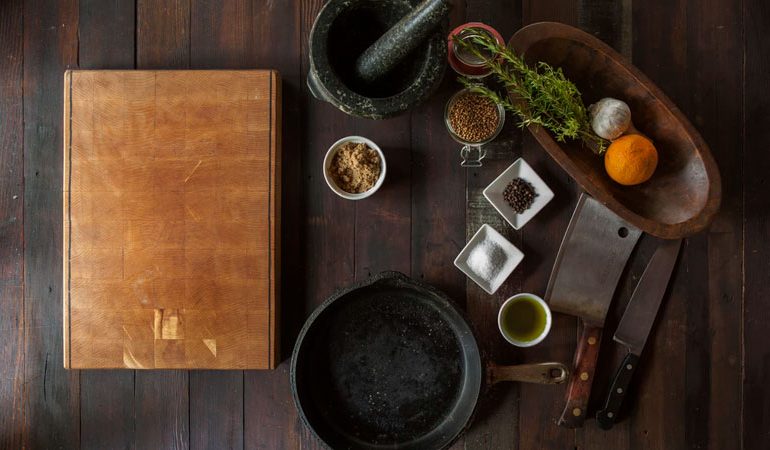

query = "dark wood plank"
22;0;80;448
79;0;135;69
294;0;356;447
459;1;524;449
681;2;742;448
353;113;412;278
243;1;303;449
630;2;708;449
0;0;24;446
0;0;23;283
627;1;741;449
743;0;769;447
137;0;191;69
80;371;135;450
517;2;580;449
190;372;244;450
406;5;469;450
578;0;632;58
76;2;137;449
190;0;252;68
135;372;190;450
245;368;300;450
134;1;191;448
409;2;467;310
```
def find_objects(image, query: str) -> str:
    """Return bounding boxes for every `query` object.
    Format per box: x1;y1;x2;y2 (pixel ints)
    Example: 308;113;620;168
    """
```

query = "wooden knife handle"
596;352;640;430
487;362;569;385
558;325;602;428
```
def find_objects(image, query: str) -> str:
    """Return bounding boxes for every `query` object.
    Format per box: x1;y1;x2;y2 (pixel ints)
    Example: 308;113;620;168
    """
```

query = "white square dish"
483;158;554;230
454;224;524;295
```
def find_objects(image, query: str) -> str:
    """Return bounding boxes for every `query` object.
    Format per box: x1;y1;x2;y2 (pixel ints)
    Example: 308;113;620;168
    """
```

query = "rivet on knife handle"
596;352;639;429
558;325;602;428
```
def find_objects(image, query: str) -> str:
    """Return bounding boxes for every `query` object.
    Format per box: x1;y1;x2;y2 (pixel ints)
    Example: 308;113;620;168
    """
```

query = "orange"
604;134;658;185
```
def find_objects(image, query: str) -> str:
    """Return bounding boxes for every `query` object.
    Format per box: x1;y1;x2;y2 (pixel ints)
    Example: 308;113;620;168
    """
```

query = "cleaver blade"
544;193;641;428
546;194;642;325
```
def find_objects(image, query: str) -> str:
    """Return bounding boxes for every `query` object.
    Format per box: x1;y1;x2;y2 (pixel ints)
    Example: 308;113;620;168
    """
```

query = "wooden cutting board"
63;70;280;369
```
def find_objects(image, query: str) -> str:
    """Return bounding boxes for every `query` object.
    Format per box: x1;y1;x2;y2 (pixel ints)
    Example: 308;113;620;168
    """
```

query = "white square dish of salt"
454;224;524;295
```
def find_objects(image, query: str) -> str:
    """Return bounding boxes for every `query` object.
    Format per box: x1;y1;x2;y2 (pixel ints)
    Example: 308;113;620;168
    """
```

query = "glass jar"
447;22;505;78
444;88;506;167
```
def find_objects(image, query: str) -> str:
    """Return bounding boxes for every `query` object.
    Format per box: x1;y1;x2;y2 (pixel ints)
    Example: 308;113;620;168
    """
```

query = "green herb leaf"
453;31;608;154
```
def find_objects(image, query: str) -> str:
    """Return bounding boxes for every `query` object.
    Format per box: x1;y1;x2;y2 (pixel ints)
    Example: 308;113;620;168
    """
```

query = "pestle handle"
354;0;450;84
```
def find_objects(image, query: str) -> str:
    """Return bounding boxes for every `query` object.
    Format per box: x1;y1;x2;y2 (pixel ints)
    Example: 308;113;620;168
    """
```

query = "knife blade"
545;193;642;428
596;238;683;430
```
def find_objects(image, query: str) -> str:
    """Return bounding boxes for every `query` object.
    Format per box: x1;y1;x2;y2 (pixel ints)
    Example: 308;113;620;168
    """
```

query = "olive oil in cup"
498;293;552;347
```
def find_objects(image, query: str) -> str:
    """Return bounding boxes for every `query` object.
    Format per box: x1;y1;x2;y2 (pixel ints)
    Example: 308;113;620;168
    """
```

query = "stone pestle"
354;0;451;84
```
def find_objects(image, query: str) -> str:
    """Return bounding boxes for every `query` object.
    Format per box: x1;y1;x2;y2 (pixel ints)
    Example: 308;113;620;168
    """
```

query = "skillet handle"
487;362;569;385
557;325;602;428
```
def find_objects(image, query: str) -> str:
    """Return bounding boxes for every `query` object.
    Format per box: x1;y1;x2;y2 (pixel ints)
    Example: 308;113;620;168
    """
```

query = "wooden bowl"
509;22;721;239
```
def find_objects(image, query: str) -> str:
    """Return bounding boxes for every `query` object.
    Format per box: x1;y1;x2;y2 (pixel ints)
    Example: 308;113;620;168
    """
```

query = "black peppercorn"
503;178;537;214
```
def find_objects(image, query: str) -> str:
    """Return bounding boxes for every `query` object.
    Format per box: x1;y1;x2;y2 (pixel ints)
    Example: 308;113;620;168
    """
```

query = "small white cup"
497;293;552;347
323;136;386;200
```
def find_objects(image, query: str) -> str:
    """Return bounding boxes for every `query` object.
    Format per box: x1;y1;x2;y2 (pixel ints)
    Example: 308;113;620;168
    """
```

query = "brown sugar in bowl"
509;22;721;239
323;136;387;200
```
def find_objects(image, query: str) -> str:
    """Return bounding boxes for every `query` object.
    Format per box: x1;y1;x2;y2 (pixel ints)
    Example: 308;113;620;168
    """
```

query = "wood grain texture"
2;0;761;448
23;0;81;448
685;1;743;448
518;2;581;449
295;0;356;447
137;0;191;69
557;325;602;427
188;2;260;447
134;2;193;447
511;22;721;240
76;3;138;449
240;1;305;450
63;70;280;369
135;371;190;450
0;1;24;447
242;1;303;448
743;0;770;447
460;2;525;449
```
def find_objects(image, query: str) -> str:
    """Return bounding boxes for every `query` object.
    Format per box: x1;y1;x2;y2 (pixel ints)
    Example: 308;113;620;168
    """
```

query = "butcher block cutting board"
63;70;280;369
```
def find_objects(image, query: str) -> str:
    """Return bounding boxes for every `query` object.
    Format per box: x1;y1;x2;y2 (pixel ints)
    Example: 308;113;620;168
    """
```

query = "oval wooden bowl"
509;22;721;239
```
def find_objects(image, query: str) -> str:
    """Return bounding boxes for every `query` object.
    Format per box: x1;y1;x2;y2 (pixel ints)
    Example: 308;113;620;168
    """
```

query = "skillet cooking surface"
292;274;482;449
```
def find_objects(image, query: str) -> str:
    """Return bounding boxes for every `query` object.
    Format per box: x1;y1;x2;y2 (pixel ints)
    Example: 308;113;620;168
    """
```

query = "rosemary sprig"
453;32;608;154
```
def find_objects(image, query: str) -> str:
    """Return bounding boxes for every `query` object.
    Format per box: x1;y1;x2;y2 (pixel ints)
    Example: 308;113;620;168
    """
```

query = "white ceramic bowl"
323;136;386;200
497;293;552;347
483;158;554;230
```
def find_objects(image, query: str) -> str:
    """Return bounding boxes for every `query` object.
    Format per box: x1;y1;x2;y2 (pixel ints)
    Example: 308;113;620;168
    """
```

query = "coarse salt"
466;238;511;286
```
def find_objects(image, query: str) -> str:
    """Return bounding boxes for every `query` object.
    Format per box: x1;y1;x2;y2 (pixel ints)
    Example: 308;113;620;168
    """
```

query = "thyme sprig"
454;32;608;154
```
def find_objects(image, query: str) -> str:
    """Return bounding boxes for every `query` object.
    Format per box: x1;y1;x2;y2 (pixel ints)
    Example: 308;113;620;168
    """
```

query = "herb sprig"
454;32;608;153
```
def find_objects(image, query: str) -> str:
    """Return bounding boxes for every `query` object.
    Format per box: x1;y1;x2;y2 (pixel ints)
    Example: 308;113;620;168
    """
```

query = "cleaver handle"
558;325;602;428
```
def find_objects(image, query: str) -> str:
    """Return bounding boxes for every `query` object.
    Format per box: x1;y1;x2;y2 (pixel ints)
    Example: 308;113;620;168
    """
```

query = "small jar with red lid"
447;22;505;78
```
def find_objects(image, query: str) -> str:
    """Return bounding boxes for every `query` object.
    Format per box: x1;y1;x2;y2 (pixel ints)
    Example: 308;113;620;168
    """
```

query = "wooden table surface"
1;0;767;449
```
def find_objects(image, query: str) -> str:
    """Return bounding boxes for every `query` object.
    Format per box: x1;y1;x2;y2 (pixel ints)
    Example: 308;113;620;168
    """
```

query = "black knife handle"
596;352;640;430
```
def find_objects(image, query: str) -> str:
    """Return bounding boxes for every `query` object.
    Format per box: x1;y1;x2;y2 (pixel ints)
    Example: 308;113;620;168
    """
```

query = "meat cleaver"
545;193;642;428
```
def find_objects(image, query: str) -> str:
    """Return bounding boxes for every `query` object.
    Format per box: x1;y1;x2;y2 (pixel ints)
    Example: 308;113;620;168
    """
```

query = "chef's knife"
545;193;642;428
595;238;683;430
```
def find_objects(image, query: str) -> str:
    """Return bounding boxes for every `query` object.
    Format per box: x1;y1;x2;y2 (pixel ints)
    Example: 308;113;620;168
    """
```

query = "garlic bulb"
589;98;632;140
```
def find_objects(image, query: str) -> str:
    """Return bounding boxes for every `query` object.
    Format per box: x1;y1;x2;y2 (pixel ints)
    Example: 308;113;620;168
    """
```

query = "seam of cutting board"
268;71;272;367
66;72;72;369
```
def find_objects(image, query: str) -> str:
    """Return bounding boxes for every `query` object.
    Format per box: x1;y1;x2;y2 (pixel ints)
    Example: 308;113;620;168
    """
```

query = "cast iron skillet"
291;272;567;449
